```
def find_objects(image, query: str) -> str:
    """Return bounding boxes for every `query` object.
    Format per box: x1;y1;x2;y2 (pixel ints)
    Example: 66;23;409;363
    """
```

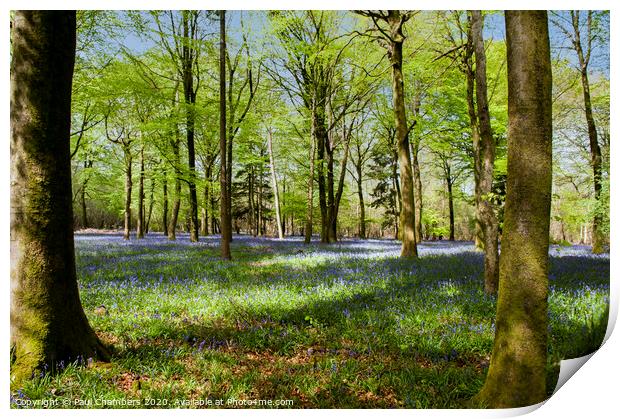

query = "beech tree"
357;10;418;258
476;10;553;407
10;10;110;384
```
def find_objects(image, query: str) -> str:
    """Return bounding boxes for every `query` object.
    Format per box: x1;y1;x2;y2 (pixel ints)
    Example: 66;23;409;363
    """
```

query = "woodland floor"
11;233;610;408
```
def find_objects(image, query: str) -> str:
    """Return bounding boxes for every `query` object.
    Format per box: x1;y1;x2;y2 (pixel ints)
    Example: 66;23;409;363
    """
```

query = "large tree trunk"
476;10;552;408
219;10;232;259
571;11;604;254
267;127;284;239
471;10;500;293
387;17;418;257
10;10;110;384
136;145;145;239
123;146;133;240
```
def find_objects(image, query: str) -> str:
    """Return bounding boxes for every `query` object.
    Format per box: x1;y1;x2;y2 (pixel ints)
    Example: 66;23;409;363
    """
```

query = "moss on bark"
10;11;110;386
475;11;553;408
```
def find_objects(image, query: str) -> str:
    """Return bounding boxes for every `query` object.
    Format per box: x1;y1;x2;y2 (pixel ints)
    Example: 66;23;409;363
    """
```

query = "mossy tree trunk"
476;10;552;408
10;10;110;385
471;10;500;293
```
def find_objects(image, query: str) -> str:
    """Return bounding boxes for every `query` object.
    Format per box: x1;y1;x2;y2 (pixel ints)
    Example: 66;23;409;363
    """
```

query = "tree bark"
10;11;110;384
386;14;418;257
476;10;552;408
219;10;232;260
267;127;284;239
471;10;500;293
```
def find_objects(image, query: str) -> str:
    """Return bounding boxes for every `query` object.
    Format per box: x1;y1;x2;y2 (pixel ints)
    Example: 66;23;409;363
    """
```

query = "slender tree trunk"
463;26;484;250
471;10;500;293
571;11;604;253
326;142;336;242
315;112;328;243
10;11;110;383
219;10;232;259
145;176;155;234
162;168;168;236
476;10;552;408
258;159;264;236
356;164;366;239
446;165;455;241
123;146;133;241
182;11;199;243
80;159;92;229
200;181;208;236
411;89;423;244
388;28;418;257
305;109;317;244
136;145;145;239
267;127;284;239
249;166;256;235
168;124;181;240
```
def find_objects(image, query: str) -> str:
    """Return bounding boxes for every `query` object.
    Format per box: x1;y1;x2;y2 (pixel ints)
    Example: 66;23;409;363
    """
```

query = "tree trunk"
168;123;181;240
162;168;168;236
571;11;604;253
463;24;484;250
200;181;208;236
315;111;328;243
267;127;284;239
476;10;552;408
123;146;133;240
145;176;155;234
136;145;145;239
182;11;199;243
219;10;232;260
356;164;366;239
305;99;318;244
446;165;455;241
411;88;423;244
10;11;110;384
471;10;500;293
388;25;417;257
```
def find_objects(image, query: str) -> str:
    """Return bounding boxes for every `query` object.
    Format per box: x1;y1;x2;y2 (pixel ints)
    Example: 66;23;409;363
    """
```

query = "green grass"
10;235;610;408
